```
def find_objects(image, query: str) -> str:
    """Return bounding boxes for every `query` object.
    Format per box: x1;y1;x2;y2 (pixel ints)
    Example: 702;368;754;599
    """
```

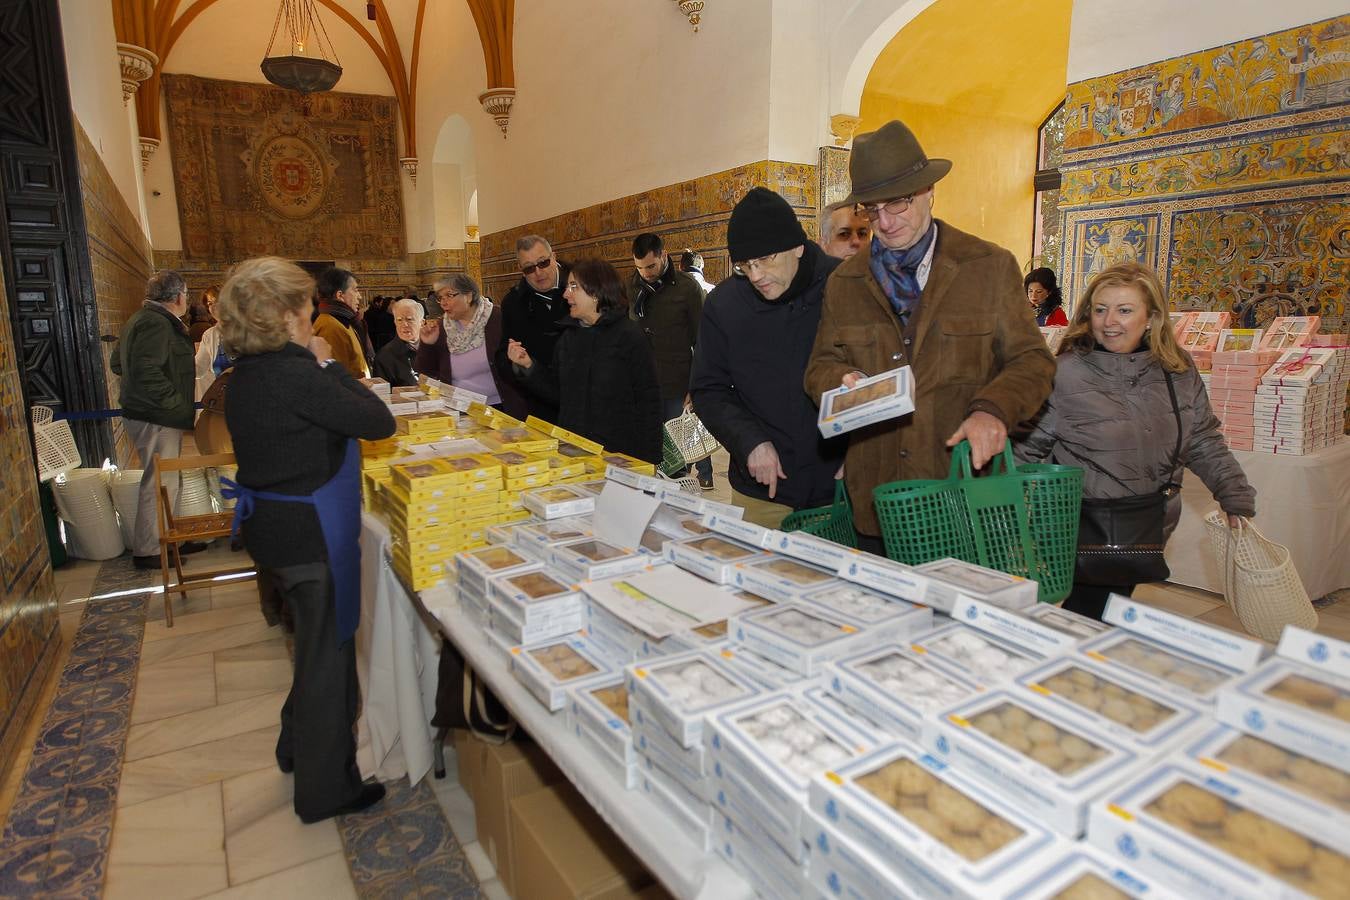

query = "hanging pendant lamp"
261;0;342;94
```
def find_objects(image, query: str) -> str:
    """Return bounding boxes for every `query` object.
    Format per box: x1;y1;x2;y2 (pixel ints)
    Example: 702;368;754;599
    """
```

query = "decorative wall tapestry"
163;74;405;262
1057;15;1349;335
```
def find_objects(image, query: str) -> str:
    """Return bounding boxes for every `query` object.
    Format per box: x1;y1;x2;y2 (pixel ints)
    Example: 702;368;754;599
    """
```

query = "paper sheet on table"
583;565;761;638
593;481;660;549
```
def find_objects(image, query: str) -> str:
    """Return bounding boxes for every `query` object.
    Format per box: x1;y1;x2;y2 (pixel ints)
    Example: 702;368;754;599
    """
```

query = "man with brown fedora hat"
805;119;1055;551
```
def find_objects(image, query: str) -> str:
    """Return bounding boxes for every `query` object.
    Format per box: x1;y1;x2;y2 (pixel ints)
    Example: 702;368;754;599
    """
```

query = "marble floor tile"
138;620;279;669
429;780;476;845
210;582;261;611
221;767;341;885
104;782;229;900
462;840;494;882
57;579;99;610
143;604;263;643
117;726;281;810
131;652;217;726
1198;604;1257;639
200;852;356;899
145;589;215;625
215;642;292;706
125;691;286;762
1312;612;1350;642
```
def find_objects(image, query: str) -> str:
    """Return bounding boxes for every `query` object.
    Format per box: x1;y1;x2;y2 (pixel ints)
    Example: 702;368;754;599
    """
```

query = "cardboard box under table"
1086;760;1348;900
1015;654;1208;753
510;783;654;900
474;738;564;897
808;742;1060;900
923;688;1150;836
825;643;984;742
705;686;882;862
1183;723;1350;827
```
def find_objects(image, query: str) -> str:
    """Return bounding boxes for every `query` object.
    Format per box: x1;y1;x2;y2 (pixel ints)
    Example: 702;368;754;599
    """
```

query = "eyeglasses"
564;281;581;292
393;316;419;324
858;195;916;220
436;290;466;301
731;252;782;277
520;257;553;276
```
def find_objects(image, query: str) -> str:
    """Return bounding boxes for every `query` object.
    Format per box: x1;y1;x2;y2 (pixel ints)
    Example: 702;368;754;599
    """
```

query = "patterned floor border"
0;556;480;899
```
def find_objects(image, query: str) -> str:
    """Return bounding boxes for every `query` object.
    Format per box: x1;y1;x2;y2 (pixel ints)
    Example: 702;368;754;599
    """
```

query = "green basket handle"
949;439;1018;480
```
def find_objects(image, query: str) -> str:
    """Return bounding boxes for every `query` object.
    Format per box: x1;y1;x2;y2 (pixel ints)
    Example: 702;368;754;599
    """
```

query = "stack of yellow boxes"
384;454;505;590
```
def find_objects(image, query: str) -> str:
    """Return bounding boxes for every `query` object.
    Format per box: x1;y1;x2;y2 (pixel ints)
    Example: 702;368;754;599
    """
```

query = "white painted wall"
1066;0;1347;81
458;0;776;234
58;0;146;232
768;0;831;161
143;104;182;251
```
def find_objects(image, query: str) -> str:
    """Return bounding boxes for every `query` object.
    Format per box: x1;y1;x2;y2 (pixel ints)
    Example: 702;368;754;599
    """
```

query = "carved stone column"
400;157;418;183
139;137;159;170
674;0;704;32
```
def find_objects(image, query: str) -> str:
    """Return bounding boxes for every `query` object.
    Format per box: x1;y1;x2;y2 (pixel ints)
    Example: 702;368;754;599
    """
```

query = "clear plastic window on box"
914;623;1042;684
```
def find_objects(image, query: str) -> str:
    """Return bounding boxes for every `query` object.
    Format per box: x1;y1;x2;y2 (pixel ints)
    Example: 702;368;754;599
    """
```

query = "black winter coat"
628;262;705;400
520;311;663;463
690;243;844;510
494;264;571;422
372;337;418;387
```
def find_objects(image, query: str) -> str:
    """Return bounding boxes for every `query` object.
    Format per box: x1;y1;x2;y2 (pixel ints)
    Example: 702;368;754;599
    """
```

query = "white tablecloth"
1165;439;1350;600
355;515;441;784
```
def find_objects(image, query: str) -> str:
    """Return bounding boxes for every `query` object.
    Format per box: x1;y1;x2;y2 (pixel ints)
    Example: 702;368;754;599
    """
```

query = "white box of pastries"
808;743;1059;900
917;558;1039;612
909;621;1045;685
835;551;933;605
705;687;881;860
924;689;1148;836
1086;761;1349;900
730;555;839;604
455;544;541;596
1000;842;1181;899
1215;656;1350;774
548;536;648;582
1016;655;1209;753
487;568;582;626
1183;724;1350;827
664;534;769;584
626;650;762;748
507;634;612;711
826;644;982;742
798;581;933;639
816;365;915;437
730;602;867;677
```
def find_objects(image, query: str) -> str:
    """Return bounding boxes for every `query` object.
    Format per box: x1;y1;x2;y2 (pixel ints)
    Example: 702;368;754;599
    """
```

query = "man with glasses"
689;187;845;527
630;232;714;490
819;201;872;260
805;119;1055;553
497;235;570;422
111;270;208;568
372;298;423;387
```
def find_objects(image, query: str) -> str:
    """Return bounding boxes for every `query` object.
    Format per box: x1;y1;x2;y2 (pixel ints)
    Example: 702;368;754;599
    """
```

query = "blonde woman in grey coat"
1016;262;1254;619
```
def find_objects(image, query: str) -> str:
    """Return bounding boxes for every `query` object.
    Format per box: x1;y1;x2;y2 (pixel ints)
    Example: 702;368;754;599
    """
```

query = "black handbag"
1073;371;1183;586
430;637;516;742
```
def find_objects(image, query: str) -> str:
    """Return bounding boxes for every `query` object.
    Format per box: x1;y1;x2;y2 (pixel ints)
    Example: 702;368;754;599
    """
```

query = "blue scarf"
869;224;936;325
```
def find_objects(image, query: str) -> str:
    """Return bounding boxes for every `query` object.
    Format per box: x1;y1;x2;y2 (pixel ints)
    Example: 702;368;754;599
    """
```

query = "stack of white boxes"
1318;345;1350;442
1208;350;1279;452
1253;348;1342;455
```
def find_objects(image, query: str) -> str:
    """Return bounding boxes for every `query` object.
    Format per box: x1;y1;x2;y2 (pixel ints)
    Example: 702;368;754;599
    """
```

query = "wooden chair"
153;451;256;626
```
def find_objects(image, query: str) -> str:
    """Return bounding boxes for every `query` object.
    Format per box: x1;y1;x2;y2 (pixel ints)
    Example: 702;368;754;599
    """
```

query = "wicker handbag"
663;408;719;464
1204;511;1317;642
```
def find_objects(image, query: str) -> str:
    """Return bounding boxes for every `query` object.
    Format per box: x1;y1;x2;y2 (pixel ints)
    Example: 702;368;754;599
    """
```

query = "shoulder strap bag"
1073;371;1182;586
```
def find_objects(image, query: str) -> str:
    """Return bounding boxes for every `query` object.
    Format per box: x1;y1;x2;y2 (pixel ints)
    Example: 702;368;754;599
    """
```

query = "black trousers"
1062;582;1135;621
259;562;363;820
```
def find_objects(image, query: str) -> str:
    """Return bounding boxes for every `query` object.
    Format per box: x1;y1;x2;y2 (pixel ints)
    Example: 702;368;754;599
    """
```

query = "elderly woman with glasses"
506;259;662;462
416;274;526;416
372;298;424;387
216;256;395;824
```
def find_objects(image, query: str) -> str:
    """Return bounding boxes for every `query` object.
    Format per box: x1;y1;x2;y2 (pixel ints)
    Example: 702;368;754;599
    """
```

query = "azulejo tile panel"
1057;13;1349;333
1062;16;1348;156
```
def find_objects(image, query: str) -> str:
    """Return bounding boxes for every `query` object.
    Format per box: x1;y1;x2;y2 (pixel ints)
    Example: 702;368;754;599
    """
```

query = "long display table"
1165;439;1350;600
353;514;753;900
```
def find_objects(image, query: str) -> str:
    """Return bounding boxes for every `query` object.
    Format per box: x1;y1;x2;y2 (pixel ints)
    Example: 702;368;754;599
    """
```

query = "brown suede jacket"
804;221;1056;535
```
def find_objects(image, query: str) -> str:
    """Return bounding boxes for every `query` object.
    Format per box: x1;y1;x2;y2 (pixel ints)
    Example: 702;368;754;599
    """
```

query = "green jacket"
110;302;195;429
628;260;705;400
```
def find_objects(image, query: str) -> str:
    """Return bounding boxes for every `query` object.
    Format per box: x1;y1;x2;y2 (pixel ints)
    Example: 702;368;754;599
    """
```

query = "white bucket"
108;468;144;551
53;468;125;560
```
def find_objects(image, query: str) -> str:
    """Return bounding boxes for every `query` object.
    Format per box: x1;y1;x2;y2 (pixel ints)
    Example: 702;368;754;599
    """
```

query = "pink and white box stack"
1253;348;1347;455
1208;349;1280;452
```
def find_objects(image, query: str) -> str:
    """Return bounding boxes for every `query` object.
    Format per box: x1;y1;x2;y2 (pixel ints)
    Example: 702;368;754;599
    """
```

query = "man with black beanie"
689;187;845;527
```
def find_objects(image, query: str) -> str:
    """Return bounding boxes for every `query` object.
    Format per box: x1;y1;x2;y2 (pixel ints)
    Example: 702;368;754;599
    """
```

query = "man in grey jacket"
630;232;713;489
110;271;207;568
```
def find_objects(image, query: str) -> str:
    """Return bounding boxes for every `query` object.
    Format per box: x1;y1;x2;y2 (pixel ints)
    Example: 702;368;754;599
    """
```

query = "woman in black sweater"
218;257;395;824
506;258;662;463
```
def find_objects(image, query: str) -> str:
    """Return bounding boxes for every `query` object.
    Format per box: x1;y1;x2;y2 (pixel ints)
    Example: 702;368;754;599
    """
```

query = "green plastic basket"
873;441;1082;603
780;481;858;549
659;430;688;478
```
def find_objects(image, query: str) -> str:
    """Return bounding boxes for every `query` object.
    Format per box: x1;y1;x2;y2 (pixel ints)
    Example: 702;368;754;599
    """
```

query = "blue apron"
222;439;363;645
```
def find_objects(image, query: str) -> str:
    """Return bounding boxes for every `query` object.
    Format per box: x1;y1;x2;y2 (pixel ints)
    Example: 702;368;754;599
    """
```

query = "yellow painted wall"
858;0;1072;262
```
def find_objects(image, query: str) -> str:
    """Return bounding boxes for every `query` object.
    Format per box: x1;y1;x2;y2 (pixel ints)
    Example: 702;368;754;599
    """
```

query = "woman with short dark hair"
1025;267;1068;327
217;256;395;823
506;259;662;462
